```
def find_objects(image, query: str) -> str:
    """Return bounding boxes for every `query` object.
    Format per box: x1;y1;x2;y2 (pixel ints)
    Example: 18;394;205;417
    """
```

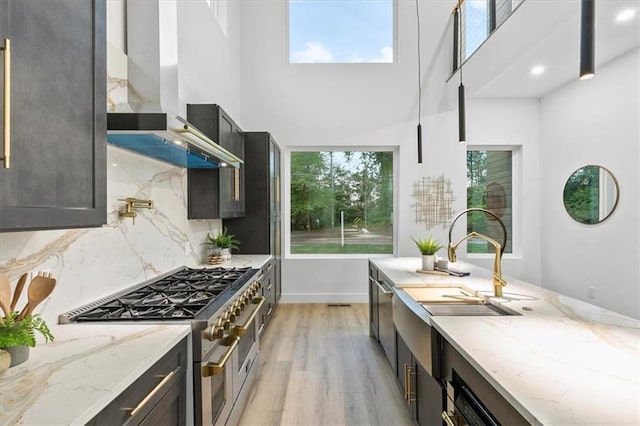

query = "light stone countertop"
371;256;640;425
0;323;191;425
201;254;272;270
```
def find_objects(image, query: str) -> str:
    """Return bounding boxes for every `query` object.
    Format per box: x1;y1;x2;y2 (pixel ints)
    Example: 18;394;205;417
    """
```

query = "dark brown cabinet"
88;336;188;425
396;332;444;426
0;0;107;231
187;104;245;219
224;132;281;308
258;258;276;333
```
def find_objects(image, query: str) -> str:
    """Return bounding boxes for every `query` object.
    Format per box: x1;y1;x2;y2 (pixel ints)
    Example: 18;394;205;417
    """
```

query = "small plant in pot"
204;228;240;261
411;235;443;271
0;312;54;368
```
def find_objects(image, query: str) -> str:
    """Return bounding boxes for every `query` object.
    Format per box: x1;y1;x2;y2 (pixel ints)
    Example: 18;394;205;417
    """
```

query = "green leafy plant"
0;312;54;348
411;235;443;255
204;228;240;251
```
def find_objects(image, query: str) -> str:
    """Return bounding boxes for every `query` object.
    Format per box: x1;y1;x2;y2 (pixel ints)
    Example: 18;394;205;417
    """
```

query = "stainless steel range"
59;265;265;425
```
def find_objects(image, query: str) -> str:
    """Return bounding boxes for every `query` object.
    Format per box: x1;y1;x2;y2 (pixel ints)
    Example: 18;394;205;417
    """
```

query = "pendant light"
456;2;466;143
580;0;595;80
416;0;423;163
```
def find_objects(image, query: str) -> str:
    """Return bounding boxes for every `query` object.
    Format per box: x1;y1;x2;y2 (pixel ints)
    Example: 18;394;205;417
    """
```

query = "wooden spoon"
10;272;29;312
0;274;11;312
16;275;57;322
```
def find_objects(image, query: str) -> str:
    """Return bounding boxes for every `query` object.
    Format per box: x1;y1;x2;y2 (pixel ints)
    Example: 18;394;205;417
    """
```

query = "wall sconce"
580;0;595;80
118;197;154;225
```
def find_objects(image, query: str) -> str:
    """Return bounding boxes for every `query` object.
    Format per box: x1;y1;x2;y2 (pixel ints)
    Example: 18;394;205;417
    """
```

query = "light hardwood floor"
238;304;414;426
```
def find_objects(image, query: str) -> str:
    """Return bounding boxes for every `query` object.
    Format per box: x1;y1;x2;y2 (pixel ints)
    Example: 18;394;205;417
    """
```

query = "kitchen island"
371;256;640;425
0;323;191;425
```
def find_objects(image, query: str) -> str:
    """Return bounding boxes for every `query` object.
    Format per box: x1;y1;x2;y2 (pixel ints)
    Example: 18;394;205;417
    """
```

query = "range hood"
107;113;242;169
106;0;240;169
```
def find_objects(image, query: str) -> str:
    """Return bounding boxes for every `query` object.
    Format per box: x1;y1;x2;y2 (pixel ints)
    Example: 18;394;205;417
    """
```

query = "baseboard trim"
280;293;368;304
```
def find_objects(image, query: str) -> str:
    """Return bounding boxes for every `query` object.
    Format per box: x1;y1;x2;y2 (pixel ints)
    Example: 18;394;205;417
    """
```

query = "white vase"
421;255;435;271
221;248;231;260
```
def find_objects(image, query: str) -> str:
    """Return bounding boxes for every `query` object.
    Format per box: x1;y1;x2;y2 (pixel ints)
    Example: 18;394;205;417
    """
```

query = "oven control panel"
200;277;263;358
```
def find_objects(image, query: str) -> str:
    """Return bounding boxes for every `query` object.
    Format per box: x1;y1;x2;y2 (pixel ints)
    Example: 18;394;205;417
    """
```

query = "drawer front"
88;337;188;425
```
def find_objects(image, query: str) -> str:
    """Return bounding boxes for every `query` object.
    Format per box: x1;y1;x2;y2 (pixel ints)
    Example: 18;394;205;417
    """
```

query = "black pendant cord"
416;0;423;164
457;4;466;143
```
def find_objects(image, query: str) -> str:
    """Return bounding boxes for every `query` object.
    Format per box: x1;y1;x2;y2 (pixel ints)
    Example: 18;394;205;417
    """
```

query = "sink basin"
402;286;521;316
421;302;519;316
403;285;481;303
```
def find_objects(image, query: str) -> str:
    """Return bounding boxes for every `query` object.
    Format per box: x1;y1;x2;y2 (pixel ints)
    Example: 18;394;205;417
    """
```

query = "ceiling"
456;0;640;99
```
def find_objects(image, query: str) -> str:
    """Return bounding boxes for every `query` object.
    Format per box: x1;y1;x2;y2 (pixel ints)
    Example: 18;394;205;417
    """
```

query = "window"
466;148;516;254
288;0;394;63
458;0;524;62
290;150;394;255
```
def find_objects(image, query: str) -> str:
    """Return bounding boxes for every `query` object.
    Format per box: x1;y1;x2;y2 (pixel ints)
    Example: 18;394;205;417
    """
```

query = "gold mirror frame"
563;165;619;224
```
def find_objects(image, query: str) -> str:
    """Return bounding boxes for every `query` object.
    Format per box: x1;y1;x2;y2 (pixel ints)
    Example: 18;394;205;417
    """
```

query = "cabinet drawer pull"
441;411;456;426
203;336;239;376
1;38;10;169
128;369;176;418
234;168;240;201
406;366;414;403
403;363;409;402
233;297;265;336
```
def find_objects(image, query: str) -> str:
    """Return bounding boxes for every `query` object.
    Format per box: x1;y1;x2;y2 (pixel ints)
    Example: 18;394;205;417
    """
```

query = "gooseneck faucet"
448;208;508;297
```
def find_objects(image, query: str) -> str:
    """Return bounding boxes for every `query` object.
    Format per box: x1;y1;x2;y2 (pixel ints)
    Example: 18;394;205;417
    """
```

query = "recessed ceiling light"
111;163;118;167
531;65;546;76
616;9;636;22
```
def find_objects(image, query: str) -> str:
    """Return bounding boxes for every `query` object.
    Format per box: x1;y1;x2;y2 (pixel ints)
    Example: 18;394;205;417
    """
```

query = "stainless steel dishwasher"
375;273;395;368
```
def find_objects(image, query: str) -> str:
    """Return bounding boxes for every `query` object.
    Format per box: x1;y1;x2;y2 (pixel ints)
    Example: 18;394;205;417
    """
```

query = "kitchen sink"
420;302;519;316
402;285;521;316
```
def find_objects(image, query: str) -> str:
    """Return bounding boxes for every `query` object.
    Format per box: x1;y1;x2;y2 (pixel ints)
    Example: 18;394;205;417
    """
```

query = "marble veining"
0;324;191;425
0;145;221;327
372;257;640;425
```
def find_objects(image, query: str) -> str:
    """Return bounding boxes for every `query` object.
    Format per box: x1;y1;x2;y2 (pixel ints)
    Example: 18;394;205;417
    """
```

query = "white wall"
539;48;639;319
465;98;541;285
177;1;244;120
239;1;543;303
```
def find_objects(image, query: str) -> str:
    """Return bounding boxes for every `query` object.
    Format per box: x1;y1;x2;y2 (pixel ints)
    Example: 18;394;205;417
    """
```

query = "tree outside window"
290;151;393;255
466;149;513;254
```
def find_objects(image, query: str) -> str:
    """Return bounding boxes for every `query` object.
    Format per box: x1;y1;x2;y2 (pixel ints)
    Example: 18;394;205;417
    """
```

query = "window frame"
285;0;397;64
284;146;398;259
465;144;522;259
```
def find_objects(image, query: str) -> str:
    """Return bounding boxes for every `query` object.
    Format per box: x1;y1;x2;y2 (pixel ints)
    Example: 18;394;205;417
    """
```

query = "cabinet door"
395;332;414;416
218;110;244;218
415;361;444;426
0;0;106;231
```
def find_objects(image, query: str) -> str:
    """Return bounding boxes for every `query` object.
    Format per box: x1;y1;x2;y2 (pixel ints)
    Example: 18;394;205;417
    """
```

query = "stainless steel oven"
442;371;499;426
60;266;266;426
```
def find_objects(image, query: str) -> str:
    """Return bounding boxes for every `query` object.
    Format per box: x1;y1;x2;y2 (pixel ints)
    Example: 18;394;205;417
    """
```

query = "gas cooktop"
60;266;256;322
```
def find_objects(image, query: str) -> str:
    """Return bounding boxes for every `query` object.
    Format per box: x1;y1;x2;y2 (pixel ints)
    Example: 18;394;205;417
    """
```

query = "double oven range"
59;265;265;425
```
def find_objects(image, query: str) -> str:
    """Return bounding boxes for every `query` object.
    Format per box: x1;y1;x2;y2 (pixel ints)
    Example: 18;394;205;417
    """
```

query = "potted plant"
204;228;240;261
0;312;54;367
411;235;443;271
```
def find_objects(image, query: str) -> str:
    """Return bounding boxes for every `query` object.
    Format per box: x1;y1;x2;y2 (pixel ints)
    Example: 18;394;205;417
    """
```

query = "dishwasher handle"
372;277;393;299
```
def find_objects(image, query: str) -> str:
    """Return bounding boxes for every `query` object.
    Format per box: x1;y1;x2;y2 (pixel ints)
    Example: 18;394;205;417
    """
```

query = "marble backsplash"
0;146;221;327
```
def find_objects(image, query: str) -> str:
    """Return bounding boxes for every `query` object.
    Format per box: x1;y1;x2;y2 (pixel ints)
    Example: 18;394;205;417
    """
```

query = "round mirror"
563;165;619;224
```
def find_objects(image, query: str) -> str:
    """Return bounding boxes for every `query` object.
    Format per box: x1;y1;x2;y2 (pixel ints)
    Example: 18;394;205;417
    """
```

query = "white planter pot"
221;248;231;260
421;255;436;271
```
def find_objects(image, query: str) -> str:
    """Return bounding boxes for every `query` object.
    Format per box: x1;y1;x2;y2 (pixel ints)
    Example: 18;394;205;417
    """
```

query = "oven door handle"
202;336;239;377
233;297;265;336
